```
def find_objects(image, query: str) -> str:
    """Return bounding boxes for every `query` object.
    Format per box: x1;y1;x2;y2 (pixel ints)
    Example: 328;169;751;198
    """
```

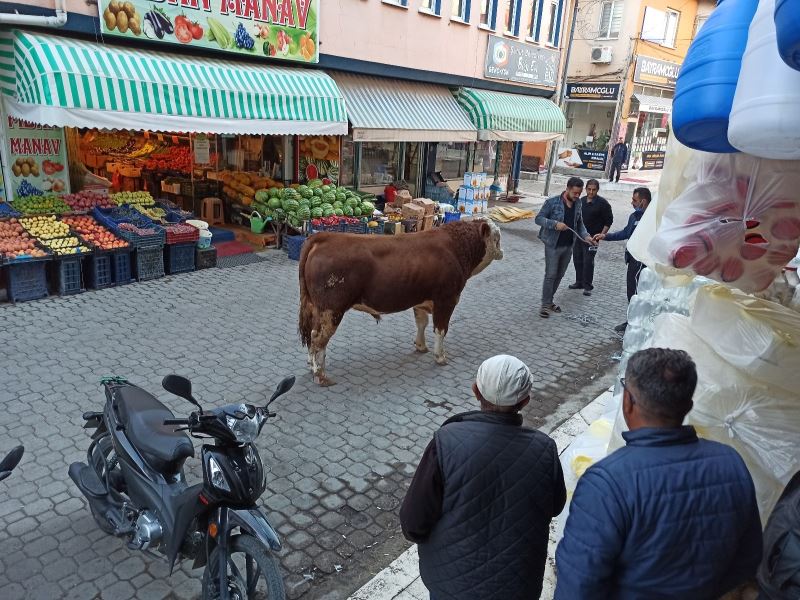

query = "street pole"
544;0;580;197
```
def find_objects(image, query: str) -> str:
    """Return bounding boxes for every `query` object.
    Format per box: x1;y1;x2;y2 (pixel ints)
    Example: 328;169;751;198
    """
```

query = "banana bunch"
129;140;159;158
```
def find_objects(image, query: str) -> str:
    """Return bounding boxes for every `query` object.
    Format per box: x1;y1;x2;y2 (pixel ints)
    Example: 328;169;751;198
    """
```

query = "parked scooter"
69;374;294;600
0;445;24;482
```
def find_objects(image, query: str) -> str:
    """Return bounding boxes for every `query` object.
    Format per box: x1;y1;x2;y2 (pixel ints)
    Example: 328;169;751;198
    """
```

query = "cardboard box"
420;214;436;231
412;197;435;216
402;203;425;220
384;221;404;235
395;190;413;206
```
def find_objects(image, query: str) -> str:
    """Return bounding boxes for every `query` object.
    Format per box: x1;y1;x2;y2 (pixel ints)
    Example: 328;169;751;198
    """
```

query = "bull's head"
472;217;503;276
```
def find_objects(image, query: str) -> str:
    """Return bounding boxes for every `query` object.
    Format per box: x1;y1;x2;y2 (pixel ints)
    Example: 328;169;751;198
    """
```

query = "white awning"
632;93;673;115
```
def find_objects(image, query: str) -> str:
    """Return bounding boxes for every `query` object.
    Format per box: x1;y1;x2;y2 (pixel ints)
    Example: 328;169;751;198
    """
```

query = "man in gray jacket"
534;177;595;318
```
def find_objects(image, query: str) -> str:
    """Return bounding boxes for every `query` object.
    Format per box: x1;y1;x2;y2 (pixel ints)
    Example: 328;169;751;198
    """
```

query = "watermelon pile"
252;183;376;228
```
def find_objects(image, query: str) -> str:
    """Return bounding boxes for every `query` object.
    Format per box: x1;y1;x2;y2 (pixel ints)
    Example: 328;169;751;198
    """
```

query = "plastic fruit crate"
443;211;461;224
135;245;165;281
196;246;217;269
53;256;84;296
286;235;306;261
164;242;196;274
113;249;134;285
86;251;115;290
6;260;48;302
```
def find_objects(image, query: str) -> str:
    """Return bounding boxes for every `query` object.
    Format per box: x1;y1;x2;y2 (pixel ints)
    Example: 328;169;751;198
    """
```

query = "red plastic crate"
164;223;200;245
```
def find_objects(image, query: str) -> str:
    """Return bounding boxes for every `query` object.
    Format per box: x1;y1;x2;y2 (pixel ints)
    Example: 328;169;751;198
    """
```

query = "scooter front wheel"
202;534;285;600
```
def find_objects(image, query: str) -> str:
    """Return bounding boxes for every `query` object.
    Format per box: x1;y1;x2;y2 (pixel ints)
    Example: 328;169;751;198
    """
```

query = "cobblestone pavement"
0;197;631;599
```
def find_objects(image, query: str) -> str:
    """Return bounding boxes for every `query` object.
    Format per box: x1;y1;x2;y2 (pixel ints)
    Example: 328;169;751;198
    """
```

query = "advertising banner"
298;135;340;184
633;56;681;88
555;147;607;171
484;35;559;88
565;83;620;101
6;117;69;198
99;0;319;63
640;150;666;170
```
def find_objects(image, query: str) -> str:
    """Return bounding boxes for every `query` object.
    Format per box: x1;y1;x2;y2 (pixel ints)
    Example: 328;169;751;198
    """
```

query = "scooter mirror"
0;445;24;474
162;375;202;412
267;376;295;407
0;471;11;482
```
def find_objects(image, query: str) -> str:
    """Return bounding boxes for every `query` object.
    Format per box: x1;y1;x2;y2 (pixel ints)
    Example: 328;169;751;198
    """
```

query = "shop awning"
632;94;673;115
454;87;566;142
331;73;477;142
0;30;347;135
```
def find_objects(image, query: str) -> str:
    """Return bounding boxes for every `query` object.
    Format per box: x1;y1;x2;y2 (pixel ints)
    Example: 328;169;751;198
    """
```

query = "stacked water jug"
673;0;800;158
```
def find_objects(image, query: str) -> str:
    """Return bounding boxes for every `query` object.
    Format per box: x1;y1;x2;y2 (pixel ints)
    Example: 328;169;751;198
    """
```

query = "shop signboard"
484;35;559;88
193;134;211;165
554;146;607;171
99;0;319;63
5;117;69;198
633;56;681;88
298;135;340;184
640;150;666;170
565;83;620;101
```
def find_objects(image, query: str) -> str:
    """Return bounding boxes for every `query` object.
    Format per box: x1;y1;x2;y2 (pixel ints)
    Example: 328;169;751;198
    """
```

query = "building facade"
557;0;714;174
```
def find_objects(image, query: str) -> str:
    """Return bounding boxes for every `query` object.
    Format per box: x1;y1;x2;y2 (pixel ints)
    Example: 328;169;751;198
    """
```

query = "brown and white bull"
298;218;503;386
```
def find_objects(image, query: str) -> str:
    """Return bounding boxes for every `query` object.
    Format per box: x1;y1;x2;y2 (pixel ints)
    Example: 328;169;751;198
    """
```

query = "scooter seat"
115;385;194;475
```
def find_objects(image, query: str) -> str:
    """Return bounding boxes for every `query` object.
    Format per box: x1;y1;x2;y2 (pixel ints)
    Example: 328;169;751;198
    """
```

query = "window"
642;6;680;47
502;0;522;36
360;143;400;186
694;14;708;39
452;0;471;21
527;1;541;39
480;0;498;28
546;0;564;46
435;142;470;180
381;0;408;7
420;0;441;13
598;0;623;39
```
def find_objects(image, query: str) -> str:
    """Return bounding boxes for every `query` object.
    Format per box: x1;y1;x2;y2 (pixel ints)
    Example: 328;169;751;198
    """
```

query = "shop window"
473;141;497;176
360;142;399;187
598;0;623;40
435;142;470;180
420;0;442;15
452;0;471;21
502;0;522;36
527;0;542;40
340;138;355;188
546;0;564;47
480;0;498;28
642;6;680;48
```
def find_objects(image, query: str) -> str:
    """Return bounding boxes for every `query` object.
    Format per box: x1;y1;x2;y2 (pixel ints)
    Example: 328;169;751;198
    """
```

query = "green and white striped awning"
454;87;565;142
331;73;477;142
0;30;347;135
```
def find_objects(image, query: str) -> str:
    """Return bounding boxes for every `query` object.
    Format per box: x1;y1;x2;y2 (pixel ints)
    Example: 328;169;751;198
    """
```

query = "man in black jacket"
609;138;628;183
400;355;566;600
568;179;613;296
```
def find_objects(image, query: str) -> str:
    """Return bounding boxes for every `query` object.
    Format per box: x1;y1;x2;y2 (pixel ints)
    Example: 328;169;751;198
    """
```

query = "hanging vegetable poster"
6;117;69;199
298;136;340;184
100;0;319;63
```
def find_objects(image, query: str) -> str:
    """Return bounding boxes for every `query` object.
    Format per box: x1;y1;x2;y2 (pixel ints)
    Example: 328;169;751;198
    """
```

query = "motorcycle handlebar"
163;418;190;426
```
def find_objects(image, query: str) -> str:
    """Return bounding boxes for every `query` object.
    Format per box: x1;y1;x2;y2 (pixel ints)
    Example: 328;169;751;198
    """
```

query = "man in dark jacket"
609;138;628;183
555;348;762;600
568;179;613;297
401;354;566;600
595;186;651;332
534;176;596;318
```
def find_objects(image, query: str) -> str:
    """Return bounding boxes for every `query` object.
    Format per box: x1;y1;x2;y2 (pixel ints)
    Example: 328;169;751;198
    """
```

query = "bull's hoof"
314;374;336;387
415;343;429;353
434;354;448;366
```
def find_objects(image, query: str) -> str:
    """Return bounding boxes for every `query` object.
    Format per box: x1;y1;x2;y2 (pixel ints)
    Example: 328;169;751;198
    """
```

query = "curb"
348;387;616;600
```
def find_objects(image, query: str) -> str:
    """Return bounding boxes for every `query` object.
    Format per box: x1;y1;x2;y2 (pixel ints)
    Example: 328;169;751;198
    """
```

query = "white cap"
476;355;533;407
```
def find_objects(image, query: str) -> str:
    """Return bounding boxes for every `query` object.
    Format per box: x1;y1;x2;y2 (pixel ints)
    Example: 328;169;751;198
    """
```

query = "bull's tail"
298;238;314;348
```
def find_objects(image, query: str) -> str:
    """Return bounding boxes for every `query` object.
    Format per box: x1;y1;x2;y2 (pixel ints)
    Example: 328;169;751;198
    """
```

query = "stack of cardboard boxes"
456;172;489;216
385;190;437;233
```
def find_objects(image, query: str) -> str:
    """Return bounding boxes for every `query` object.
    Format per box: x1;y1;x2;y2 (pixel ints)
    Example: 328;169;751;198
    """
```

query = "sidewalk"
348;387;617;600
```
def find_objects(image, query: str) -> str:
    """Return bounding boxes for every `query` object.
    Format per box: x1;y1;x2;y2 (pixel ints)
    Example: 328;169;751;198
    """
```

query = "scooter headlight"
207;456;230;492
225;405;260;444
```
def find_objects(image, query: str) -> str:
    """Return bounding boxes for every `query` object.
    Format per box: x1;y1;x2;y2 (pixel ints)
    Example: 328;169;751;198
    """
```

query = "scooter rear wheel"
202;534;285;600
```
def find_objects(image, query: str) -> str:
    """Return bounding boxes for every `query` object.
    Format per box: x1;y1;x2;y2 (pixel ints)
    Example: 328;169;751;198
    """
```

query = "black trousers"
572;240;596;290
627;259;645;302
610;162;623;182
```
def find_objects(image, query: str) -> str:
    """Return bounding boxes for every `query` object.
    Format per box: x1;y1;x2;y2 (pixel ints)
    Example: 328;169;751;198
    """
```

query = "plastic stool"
201;197;225;225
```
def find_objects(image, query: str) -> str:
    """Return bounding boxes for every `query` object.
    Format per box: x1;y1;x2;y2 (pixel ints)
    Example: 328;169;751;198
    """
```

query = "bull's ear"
480;221;491;238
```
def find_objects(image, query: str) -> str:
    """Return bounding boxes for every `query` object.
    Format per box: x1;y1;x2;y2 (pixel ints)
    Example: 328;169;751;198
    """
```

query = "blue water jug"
775;0;800;70
673;0;759;153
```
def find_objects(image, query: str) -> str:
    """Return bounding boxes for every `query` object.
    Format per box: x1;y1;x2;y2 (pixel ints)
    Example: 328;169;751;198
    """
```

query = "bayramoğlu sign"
633;55;681;87
100;0;319;63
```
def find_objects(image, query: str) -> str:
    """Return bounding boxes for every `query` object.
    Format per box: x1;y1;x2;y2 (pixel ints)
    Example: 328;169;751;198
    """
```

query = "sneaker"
614;322;628;333
568;283;582;290
583;290;592;296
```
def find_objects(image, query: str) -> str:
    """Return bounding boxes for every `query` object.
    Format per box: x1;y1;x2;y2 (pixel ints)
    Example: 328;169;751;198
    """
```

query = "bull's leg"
310;310;341;386
413;305;430;353
431;301;457;366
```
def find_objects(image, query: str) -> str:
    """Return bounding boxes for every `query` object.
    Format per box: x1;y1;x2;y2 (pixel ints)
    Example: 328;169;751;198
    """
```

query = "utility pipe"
0;0;68;27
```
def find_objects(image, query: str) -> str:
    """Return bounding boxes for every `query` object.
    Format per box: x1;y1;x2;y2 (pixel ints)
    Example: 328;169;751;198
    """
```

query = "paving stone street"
0;185;635;599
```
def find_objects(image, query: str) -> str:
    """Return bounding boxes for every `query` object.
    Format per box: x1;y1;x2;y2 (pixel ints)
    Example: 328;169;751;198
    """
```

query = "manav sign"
484;35;559;88
633;56;681;88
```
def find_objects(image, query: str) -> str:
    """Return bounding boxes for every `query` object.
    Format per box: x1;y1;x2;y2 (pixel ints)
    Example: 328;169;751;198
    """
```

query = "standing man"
535;177;595;319
568;179;613;297
400;355;566;600
555;348;762;599
594;186;651;332
609;138;628;183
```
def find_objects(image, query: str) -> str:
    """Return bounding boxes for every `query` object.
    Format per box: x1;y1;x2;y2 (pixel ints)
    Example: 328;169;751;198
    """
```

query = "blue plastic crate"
135;246;165;281
86;252;115;290
286;235;306;261
54;257;84;296
6;260;48;302
341;222;367;234
113;249;134;285
93;207;165;248
164;243;196;274
443;211;461;224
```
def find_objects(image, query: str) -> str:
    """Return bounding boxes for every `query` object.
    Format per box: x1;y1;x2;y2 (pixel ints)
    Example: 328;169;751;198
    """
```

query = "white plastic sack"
648;153;800;293
691;285;800;394
650;313;799;520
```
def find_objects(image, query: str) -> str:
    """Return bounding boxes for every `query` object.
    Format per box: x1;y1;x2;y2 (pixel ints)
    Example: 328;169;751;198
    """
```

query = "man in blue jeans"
534;177;595;318
609;138;628;183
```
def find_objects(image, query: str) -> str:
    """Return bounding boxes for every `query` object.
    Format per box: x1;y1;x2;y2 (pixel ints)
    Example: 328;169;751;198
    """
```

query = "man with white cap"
400;355;566;600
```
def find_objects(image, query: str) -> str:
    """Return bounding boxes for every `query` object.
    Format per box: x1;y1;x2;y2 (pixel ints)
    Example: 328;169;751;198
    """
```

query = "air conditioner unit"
591;46;613;63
